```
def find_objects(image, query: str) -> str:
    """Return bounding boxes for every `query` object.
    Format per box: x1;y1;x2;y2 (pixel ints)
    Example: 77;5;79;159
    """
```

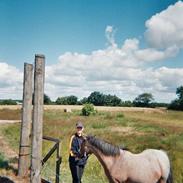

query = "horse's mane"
86;136;120;156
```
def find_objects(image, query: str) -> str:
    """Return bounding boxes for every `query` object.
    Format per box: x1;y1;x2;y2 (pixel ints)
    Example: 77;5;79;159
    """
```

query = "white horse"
80;136;173;183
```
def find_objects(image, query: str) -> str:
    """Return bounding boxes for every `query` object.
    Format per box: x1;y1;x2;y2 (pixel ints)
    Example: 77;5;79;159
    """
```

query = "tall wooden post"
18;63;33;177
31;55;45;183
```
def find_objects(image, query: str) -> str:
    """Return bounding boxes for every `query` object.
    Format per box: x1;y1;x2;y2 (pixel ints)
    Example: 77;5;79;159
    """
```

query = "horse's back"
141;149;170;180
115;149;171;183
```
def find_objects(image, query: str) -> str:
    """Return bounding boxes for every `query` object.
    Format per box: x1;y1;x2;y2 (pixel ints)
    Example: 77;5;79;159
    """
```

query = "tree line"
1;86;183;111
52;86;183;110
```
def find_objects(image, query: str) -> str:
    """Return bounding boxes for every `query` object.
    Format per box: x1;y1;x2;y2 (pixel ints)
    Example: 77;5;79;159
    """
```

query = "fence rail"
41;136;62;183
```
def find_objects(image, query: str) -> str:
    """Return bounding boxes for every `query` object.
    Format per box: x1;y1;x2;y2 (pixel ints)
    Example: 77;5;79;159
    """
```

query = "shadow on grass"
0;154;18;175
0;158;9;169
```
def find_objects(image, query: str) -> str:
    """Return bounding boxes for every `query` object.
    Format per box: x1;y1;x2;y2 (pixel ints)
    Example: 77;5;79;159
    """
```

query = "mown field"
0;107;183;183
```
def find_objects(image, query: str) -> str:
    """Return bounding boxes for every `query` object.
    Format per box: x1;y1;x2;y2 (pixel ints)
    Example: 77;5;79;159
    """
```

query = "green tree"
0;99;17;105
83;92;122;106
168;86;183;110
79;97;88;105
168;99;180;110
103;94;122;106
133;93;154;107
32;93;52;105
87;92;105;106
56;95;78;105
176;86;183;100
56;97;67;105
66;95;78;105
120;100;133;107
44;94;52;104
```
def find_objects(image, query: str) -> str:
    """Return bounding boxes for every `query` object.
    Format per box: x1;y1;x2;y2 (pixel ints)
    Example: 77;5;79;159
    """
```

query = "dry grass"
0;104;166;112
0;109;21;120
0;108;183;183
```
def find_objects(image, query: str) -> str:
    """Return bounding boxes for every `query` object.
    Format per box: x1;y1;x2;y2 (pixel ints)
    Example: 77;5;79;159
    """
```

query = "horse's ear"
86;134;95;141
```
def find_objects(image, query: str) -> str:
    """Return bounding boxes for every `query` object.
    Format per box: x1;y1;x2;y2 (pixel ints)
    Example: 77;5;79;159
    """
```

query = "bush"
81;104;96;116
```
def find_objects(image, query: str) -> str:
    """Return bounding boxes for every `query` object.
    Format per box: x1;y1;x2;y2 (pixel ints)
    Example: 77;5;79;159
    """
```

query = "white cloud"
0;62;23;99
105;25;117;48
135;45;179;62
1;47;182;102
145;1;183;49
1;1;183;102
44;44;183;102
122;38;139;51
155;67;183;91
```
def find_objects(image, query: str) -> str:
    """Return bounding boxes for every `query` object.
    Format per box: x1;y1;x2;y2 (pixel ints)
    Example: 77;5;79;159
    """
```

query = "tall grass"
0;109;183;183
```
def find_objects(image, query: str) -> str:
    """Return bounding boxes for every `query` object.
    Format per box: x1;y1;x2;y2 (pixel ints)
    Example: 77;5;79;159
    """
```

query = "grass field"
0;107;183;183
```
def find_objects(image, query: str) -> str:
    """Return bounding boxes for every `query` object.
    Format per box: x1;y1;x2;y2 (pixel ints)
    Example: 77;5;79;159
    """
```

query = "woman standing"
69;122;88;183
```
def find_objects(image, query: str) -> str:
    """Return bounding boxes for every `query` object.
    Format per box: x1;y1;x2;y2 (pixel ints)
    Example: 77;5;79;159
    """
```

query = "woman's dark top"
69;133;88;166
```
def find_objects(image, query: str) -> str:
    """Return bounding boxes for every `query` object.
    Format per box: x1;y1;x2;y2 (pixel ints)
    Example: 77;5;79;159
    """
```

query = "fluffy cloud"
44;45;183;102
105;25;117;48
1;1;183;102
145;1;183;49
0;62;23;99
135;45;179;62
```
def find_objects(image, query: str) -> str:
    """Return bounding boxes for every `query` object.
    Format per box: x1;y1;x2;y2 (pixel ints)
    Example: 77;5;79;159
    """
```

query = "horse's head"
80;135;93;156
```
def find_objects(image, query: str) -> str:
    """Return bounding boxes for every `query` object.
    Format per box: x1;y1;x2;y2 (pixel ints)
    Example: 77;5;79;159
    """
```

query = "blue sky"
0;0;180;67
0;0;183;102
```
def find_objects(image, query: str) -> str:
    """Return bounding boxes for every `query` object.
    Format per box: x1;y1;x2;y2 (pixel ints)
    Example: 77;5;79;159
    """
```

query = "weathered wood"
18;63;33;177
31;54;45;183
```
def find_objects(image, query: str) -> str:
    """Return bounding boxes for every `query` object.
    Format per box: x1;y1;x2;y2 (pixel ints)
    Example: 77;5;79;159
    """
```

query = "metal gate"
41;136;62;183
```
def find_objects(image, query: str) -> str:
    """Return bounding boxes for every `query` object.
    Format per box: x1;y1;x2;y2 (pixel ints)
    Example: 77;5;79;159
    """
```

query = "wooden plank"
31;54;45;183
18;63;33;177
43;136;60;143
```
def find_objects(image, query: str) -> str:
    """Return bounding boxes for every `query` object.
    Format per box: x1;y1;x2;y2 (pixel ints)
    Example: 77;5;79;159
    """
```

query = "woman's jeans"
69;163;85;183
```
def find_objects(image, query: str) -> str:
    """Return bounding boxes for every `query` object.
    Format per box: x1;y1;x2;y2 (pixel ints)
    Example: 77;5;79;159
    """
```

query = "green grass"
0;109;183;182
0;124;20;152
91;121;107;129
0;152;8;170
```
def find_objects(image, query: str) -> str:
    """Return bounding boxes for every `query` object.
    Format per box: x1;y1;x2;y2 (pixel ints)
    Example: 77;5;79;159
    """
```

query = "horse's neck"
91;147;115;176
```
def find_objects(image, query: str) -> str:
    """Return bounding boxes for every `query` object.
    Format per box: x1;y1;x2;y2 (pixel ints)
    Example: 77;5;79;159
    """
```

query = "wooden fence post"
18;63;33;177
31;55;45;183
